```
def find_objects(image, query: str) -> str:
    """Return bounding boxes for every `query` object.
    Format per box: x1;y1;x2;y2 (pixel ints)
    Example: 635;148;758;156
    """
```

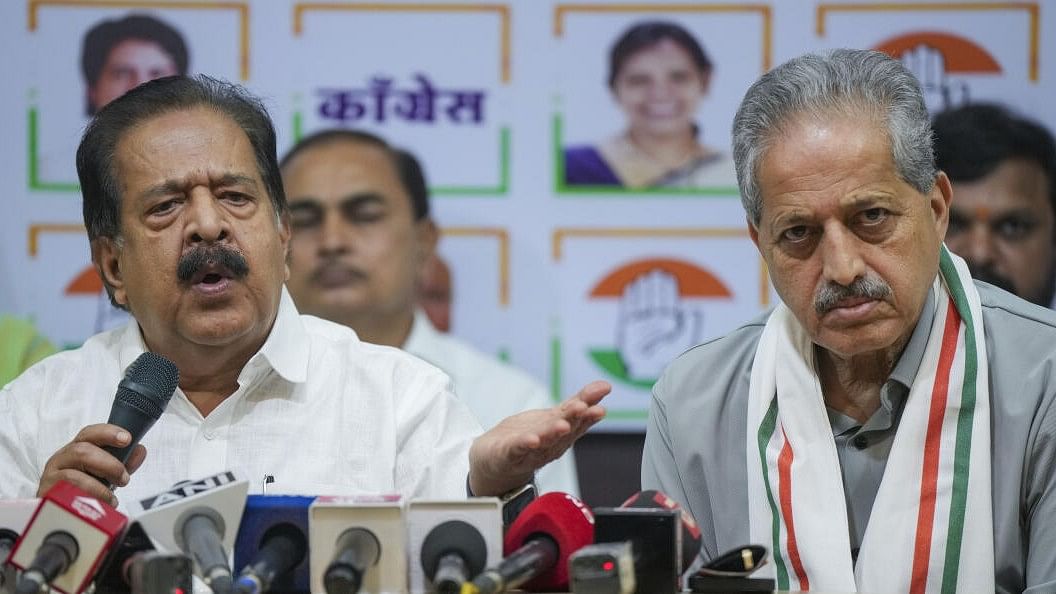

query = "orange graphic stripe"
909;299;961;594
778;432;809;590
554;3;771;71
816;2;1040;81
441;226;508;306
293;3;511;83
29;0;250;80
27;223;86;257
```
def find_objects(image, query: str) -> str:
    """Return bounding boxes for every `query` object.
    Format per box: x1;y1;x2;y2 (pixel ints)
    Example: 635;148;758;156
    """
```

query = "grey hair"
732;48;936;226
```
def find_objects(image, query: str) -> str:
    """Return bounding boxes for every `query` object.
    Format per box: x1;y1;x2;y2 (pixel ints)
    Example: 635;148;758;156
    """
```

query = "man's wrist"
468;469;534;497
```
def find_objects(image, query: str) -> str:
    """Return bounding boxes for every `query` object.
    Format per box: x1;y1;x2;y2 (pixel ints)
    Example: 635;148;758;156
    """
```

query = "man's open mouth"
190;262;233;286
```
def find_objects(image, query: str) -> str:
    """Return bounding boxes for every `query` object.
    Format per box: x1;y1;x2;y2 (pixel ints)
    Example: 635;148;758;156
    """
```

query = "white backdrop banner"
1;0;1052;429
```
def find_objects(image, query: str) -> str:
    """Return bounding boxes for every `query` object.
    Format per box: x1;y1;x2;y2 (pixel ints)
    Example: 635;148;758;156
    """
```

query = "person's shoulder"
433;332;544;391
977;281;1056;336
298;313;450;386
413;330;549;411
564;144;601;159
658;310;768;384
563;144;622;186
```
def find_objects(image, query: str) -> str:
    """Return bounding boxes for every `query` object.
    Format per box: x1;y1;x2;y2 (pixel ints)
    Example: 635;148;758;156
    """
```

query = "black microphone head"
117;352;179;420
621;490;702;572
420;520;488;581
258;522;308;574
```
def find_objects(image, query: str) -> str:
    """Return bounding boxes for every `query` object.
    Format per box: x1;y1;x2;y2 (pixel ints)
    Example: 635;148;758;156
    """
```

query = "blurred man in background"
933;102;1056;307
281;130;580;495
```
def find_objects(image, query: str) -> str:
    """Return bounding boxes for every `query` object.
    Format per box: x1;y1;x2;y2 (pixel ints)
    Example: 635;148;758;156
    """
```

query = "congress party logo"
587;258;731;388
875;32;1002;113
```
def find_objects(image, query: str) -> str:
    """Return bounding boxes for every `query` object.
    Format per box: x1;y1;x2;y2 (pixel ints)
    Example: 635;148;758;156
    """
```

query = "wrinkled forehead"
112;107;274;207
282;139;407;203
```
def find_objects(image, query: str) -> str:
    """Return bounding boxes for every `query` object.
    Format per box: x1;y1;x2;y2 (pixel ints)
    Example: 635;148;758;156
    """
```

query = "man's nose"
962;224;996;268
820;225;866;287
648;80;672;101
318;210;351;256
185;189;229;244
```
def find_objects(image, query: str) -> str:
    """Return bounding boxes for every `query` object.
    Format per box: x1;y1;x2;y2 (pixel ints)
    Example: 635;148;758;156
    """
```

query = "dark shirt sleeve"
1023;384;1056;593
642;374;685;500
642;371;714;563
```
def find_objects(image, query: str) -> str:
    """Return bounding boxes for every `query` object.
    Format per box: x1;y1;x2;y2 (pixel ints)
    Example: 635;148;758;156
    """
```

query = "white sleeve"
393;366;482;499
0;365;49;498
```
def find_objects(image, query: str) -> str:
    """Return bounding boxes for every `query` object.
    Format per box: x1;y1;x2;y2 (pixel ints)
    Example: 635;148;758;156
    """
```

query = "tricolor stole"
746;246;993;593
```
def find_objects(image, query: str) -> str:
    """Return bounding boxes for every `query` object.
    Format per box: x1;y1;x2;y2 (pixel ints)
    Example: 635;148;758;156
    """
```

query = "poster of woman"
562;21;737;190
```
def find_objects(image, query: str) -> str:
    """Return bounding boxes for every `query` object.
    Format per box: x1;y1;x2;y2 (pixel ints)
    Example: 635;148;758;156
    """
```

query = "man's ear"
279;211;292;281
748;216;761;250
416;217;439;267
91;236;127;308
932;171;953;241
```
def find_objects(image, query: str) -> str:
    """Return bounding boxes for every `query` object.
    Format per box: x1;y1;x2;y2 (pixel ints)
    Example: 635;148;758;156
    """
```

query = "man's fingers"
125;445;148;476
51;469;118;507
568;380;612;408
66;441;130;486
72;423;133;449
38;425;133;504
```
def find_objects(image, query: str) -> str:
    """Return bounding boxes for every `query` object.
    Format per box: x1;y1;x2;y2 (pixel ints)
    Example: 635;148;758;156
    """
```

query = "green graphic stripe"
588;349;656;390
292;110;304;143
602;409;649;420
757;398;789;589
938;248;978;593
550;112;740;197
553;112;566;193
27;108;80;192
432;126;509;195
549;338;649;418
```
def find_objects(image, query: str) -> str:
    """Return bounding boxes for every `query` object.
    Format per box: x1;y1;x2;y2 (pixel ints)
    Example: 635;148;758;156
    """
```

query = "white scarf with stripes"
746;247;993;593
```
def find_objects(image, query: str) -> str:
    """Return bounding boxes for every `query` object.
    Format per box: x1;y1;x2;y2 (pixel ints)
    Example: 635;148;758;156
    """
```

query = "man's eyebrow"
214;173;260;190
138;173;260;200
340;192;385;205
769;211;813;233
991;209;1038;222
289;198;323;210
843;193;896;209
139;180;185;201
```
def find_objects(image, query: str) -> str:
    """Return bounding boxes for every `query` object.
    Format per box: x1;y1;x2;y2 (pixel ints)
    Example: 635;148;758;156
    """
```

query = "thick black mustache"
814;275;892;314
176;244;249;283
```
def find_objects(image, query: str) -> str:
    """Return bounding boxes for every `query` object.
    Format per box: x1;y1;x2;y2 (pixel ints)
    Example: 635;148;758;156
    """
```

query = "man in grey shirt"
642;49;1056;593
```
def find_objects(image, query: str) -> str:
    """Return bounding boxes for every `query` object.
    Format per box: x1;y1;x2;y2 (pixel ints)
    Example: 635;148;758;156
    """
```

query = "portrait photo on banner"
26;6;242;190
554;11;764;196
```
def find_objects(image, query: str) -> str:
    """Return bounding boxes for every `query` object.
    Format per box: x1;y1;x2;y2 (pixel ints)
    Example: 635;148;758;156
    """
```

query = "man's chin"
176;308;271;347
812;320;905;359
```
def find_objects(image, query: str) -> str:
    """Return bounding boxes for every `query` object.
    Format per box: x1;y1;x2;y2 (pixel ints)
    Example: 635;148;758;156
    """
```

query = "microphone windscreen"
502;492;593;591
420;520;487;580
620;490;702;571
116;352;179;420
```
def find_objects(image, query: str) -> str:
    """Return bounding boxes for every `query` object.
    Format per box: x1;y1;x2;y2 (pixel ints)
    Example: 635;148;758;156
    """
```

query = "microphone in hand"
96;352;179;487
